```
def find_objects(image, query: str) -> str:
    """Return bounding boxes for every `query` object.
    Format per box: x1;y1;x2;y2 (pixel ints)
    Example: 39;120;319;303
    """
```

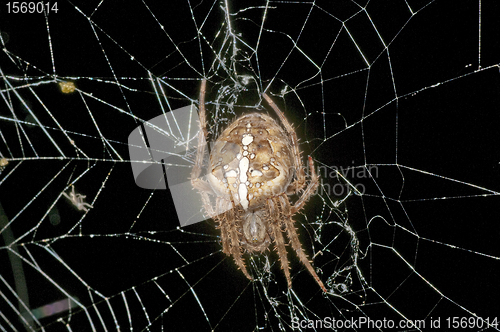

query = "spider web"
1;0;500;331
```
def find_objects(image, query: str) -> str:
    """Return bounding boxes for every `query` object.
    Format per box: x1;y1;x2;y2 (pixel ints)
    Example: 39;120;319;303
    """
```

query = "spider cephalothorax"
191;79;326;292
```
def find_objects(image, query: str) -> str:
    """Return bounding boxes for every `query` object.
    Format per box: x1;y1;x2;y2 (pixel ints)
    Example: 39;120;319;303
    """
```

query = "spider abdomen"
208;113;295;211
240;211;270;251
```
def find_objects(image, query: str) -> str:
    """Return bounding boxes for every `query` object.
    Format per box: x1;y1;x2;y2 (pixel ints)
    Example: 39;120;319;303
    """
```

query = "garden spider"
191;79;326;292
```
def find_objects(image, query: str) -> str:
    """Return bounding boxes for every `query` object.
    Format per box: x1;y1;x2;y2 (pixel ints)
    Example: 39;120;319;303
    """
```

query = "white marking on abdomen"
238;183;248;210
251;170;263;177
238;156;250;209
242;134;254;146
225;170;237;177
237;134;254;210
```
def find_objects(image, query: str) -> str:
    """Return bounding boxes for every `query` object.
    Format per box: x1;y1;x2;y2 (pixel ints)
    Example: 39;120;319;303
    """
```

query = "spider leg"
262;92;306;194
191;79;208;183
268;197;292;289
216;218;230;255
225;207;253;281
192;179;216;218
191;79;217;218
215;198;231;255
81;202;93;210
61;192;71;201
278;195;327;292
291;156;319;214
191;79;208;182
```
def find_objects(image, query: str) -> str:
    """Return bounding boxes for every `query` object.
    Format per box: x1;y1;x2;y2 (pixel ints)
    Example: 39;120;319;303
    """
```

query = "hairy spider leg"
226;206;253;280
279;193;326;292
191;79;216;218
291;156;319;214
267;197;292;288
262;92;306;194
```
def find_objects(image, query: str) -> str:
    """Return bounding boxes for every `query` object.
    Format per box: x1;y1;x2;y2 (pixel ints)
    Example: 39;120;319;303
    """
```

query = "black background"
1;0;500;331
